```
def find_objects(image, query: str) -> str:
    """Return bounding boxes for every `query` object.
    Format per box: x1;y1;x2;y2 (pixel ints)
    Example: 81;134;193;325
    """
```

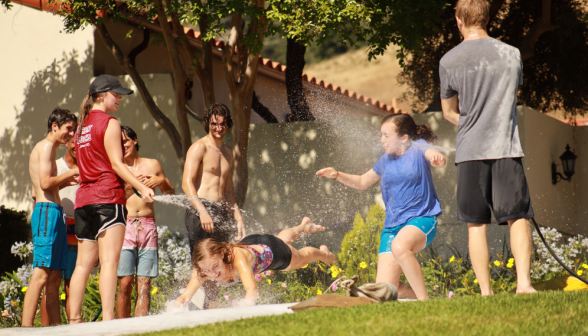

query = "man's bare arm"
182;142;215;232
148;159;175;195
224;160;245;241
441;95;460;126
38;143;78;191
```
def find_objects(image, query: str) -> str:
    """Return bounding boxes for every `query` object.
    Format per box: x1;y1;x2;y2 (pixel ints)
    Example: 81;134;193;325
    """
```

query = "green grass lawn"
137;291;588;336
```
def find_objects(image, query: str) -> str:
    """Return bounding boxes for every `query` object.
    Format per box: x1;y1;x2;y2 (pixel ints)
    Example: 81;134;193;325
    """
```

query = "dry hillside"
304;47;413;112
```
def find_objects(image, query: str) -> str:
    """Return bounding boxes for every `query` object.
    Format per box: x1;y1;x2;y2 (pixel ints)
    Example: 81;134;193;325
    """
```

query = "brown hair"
455;0;489;28
381;114;438;143
47;107;77;133
192;238;246;275
202;103;233;133
77;91;103;137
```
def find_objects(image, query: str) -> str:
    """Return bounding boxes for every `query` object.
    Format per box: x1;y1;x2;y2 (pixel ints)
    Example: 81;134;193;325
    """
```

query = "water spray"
531;217;588;285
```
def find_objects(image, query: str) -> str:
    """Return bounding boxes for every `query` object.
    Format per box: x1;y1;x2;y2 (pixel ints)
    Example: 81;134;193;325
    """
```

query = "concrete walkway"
0;303;296;336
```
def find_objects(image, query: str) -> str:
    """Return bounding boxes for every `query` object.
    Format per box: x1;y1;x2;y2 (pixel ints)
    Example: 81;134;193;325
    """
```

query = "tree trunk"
285;38;315;121
222;3;266;207
92;19;186;167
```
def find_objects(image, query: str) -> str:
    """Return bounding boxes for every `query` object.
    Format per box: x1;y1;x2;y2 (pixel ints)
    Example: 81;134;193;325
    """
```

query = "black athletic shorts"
456;158;534;225
185;202;237;255
75;204;127;241
239;234;292;271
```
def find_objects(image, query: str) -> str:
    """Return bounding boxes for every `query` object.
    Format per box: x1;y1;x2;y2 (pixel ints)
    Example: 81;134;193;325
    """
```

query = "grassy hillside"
304;47;413;112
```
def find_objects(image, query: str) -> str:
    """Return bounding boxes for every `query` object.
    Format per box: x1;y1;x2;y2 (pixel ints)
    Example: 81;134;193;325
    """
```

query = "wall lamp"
552;144;577;184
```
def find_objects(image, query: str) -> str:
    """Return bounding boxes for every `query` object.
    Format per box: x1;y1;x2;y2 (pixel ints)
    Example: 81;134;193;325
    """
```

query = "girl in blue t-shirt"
317;114;446;300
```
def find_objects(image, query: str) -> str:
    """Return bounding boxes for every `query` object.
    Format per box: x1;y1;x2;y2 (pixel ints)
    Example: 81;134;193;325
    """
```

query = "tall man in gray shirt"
440;0;536;295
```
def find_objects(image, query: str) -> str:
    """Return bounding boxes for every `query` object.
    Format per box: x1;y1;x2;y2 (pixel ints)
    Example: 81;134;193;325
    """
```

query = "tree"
397;0;588;117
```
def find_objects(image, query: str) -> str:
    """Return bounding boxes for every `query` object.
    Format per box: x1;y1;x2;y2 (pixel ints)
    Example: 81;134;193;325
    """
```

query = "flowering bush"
531;227;588;281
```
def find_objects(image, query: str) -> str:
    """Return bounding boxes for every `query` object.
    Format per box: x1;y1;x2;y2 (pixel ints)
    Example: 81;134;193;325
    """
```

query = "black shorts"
456;158;534;225
240;234;292;271
75;204;127;241
185;201;237;255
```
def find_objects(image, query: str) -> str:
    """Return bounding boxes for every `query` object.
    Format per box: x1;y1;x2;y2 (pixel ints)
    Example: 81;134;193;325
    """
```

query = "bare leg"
468;223;493;296
97;224;125;321
64;278;71;320
376;253;417;299
40;287;48;326
43;270;63;325
391;226;428;300
508;219;537;294
276;217;326;245
283;245;335;271
68;240;99;324
116;276;134;319
22;267;49;327
135;276;151;317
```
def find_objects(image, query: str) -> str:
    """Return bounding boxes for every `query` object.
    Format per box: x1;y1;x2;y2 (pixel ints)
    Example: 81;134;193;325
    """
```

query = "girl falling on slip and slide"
175;217;335;306
317;114;446;301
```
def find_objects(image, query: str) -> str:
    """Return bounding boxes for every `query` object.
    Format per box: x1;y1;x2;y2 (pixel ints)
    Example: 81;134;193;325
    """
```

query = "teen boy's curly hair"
202;103;233;133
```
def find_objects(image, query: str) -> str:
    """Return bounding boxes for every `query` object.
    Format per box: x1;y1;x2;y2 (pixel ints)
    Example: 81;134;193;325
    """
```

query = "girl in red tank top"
68;75;154;323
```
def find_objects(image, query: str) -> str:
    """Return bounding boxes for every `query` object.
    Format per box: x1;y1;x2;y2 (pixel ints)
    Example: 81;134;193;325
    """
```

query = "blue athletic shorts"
378;216;437;255
32;202;68;270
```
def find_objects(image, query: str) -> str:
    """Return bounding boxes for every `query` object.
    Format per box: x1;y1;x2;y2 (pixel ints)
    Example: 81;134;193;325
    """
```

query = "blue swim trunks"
378;216;437;255
32;202;68;270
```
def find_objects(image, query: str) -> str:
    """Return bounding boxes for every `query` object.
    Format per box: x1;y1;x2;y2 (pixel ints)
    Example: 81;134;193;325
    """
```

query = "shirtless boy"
116;126;174;318
23;108;78;326
40;134;80;324
182;103;245;307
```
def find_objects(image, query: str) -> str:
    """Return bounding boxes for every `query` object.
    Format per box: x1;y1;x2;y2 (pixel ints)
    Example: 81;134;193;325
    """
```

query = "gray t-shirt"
439;37;524;164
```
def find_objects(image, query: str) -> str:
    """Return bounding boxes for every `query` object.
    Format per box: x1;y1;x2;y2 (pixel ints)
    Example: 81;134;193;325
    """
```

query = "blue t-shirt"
372;139;442;229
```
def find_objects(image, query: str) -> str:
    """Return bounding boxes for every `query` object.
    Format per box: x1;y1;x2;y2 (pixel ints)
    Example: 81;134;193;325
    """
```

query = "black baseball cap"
89;74;134;95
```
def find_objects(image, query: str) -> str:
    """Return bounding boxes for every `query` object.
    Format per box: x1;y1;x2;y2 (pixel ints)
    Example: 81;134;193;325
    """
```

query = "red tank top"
75;110;126;208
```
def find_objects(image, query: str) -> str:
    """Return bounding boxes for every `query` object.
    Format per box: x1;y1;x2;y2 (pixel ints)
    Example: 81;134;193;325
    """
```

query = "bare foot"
515;285;537;294
299;217;326;235
320;245;336;265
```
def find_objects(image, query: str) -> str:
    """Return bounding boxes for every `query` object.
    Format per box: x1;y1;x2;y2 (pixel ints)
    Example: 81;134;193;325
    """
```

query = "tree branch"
92;18;184;164
520;0;557;61
154;0;191;159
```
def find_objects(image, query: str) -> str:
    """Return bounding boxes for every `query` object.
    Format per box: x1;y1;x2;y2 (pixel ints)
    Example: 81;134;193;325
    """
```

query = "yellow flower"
449;256;455;263
317;289;323;295
330;266;340;273
507;263;513;268
582;263;588;269
21;287;27;292
60;293;66;300
578;270;584;276
508;258;514;264
302;264;308;269
151;287;158;295
493;260;501;267
359;262;367;269
474;279;478;284
267;279;272;285
331;271;339;279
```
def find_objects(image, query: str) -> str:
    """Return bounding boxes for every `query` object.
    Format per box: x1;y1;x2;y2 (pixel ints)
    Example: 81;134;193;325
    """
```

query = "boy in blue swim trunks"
318;114;446;300
24;107;78;326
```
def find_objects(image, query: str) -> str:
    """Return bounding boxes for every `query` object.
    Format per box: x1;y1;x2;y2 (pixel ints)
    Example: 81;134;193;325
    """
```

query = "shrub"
338;204;384;283
0;206;29;276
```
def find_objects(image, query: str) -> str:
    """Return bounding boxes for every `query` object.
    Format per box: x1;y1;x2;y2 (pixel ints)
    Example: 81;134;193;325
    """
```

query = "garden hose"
92;307;102;322
531;217;588;285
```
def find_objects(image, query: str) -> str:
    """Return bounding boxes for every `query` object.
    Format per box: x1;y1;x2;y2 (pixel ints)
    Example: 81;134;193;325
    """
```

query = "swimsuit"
220;244;273;286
